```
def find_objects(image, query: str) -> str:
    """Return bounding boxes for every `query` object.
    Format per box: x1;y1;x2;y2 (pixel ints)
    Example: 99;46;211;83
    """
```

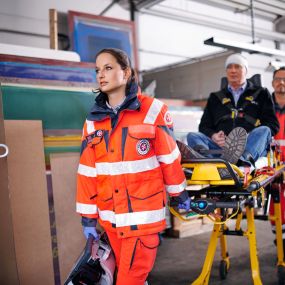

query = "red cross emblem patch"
164;111;173;125
136;139;150;155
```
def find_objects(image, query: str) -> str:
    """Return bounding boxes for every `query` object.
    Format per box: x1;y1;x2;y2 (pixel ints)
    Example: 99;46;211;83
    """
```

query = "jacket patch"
86;130;104;144
164;111;173;125
136;139;150;155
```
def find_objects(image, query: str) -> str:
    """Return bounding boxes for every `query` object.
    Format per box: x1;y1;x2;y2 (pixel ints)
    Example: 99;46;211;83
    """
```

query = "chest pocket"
125;124;156;160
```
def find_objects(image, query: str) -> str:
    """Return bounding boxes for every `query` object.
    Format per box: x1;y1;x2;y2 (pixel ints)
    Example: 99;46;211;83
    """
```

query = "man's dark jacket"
199;80;279;138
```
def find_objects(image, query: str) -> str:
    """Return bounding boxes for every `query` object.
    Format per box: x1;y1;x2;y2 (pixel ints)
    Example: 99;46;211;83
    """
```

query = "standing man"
272;67;285;161
269;67;285;247
187;53;279;167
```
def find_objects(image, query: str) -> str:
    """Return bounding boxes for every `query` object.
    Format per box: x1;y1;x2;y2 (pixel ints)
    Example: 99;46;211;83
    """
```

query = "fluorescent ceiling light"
266;61;285;71
204;37;285;58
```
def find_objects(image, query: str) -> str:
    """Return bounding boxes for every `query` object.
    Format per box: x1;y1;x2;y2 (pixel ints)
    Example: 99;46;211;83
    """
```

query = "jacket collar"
87;82;141;121
224;80;256;93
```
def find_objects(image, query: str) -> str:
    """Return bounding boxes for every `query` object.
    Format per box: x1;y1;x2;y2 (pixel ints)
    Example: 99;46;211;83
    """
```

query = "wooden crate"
169;211;213;238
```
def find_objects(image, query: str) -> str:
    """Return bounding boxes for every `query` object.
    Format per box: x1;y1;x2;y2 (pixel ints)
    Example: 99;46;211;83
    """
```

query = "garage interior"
1;1;285;284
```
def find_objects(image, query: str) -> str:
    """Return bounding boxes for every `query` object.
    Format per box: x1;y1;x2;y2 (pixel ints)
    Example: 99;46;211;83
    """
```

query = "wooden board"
0;91;19;284
169;213;213;238
4;120;54;285
50;153;85;282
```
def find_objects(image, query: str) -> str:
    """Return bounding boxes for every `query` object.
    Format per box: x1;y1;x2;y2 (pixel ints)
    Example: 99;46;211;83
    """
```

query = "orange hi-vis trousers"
106;231;160;285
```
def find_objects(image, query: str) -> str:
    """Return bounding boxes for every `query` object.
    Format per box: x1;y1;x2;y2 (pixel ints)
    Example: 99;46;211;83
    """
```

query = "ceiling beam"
141;5;285;42
189;0;282;20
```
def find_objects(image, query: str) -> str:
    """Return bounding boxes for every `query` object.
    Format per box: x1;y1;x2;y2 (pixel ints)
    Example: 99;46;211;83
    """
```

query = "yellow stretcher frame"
176;156;285;285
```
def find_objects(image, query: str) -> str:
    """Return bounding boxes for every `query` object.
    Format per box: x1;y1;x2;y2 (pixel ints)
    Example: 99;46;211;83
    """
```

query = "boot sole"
221;127;247;165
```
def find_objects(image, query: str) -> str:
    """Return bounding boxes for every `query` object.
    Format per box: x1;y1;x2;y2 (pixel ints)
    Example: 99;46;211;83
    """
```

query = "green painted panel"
2;86;96;129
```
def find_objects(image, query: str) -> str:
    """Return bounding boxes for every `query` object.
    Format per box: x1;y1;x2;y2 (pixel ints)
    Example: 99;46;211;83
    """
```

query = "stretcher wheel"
277;265;285;285
219;260;228;280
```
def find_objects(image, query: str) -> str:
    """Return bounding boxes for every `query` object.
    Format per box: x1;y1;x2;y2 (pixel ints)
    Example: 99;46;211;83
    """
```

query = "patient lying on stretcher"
177;127;270;174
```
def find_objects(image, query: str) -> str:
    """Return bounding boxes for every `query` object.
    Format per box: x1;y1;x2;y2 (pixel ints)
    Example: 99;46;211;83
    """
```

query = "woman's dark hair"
95;48;138;92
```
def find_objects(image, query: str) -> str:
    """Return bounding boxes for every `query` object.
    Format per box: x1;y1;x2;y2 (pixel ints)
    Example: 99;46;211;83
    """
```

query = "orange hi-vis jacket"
273;94;285;162
76;85;186;238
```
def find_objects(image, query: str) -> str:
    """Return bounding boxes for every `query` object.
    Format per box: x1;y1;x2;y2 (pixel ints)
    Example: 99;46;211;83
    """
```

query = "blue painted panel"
0;62;96;82
73;20;133;63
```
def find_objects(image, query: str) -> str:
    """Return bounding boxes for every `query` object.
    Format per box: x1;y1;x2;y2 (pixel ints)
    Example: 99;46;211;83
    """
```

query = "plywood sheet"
4;120;54;285
0;92;19;284
50;153;85;282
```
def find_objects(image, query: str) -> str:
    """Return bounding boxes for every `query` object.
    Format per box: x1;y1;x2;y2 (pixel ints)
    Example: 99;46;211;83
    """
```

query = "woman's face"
95;52;129;94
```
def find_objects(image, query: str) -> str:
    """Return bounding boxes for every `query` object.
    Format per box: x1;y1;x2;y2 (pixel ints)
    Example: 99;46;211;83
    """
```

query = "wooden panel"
4;120;54;285
0;91;19;284
50;153;85;282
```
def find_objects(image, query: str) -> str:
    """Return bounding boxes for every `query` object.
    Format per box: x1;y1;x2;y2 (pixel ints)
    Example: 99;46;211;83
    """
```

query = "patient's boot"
238;150;255;168
221;127;247;165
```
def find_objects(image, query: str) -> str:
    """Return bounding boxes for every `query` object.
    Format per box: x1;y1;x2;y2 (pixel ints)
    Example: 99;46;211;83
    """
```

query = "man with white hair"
187;53;279;167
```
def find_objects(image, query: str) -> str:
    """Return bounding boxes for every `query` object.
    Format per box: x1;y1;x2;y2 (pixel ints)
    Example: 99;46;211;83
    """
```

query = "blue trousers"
187;126;272;161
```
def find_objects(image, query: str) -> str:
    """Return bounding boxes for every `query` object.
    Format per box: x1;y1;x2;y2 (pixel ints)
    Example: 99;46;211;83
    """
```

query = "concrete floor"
148;220;281;285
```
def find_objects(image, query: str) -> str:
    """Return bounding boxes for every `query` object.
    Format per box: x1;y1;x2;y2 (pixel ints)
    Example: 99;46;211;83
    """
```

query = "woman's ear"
124;67;132;80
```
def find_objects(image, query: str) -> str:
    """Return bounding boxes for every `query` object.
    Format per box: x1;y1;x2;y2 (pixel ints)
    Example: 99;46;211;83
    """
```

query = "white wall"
0;0;129;48
0;0;283;92
137;0;284;71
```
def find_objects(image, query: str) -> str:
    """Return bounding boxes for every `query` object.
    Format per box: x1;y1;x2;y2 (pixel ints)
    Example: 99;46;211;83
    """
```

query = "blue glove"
178;197;191;211
177;190;191;212
81;217;99;240
83;226;99;240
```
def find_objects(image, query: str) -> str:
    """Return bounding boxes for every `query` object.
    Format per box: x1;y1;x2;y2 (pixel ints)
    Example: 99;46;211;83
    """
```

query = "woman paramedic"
76;48;191;285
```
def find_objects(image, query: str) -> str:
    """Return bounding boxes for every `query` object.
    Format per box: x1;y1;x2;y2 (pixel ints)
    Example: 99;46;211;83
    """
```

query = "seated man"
187;53;279;167
178;126;247;165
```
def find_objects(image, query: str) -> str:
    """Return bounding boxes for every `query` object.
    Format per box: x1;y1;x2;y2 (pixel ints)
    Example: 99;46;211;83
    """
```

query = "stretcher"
171;143;285;285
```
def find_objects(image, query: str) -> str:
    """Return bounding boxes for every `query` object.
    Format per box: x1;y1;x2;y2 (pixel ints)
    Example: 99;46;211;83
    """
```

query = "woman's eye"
95;69;99;74
106;66;112;70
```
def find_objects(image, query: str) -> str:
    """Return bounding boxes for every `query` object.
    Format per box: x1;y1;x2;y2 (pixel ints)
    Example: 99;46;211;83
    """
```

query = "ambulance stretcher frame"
171;149;285;285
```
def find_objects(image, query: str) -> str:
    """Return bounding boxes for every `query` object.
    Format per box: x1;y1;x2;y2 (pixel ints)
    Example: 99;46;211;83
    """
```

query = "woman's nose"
97;71;104;78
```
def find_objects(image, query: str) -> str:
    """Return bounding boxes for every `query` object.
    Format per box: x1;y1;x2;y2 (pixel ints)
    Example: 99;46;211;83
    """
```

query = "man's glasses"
273;77;285;82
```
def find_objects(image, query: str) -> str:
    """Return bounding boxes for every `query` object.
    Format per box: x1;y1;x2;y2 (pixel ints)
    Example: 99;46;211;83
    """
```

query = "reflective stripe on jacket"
76;90;186;238
273;93;285;161
274;110;285;161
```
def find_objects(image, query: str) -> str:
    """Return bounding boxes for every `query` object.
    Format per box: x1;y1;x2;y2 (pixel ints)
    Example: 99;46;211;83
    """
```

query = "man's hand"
211;131;226;147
